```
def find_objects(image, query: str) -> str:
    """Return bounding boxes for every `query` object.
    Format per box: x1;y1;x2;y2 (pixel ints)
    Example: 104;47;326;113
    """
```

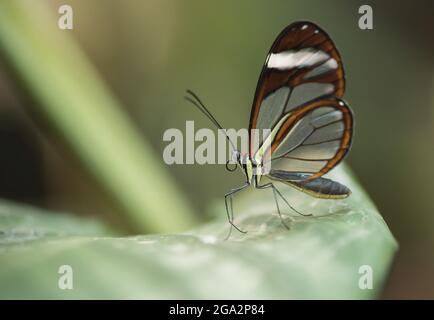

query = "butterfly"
185;21;354;236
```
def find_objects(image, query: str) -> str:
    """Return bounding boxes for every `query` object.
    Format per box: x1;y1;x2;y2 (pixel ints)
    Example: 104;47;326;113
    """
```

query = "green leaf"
0;166;397;299
0;200;112;246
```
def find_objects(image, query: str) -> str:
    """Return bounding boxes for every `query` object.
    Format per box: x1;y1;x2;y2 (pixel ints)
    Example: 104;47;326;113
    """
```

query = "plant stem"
0;1;197;233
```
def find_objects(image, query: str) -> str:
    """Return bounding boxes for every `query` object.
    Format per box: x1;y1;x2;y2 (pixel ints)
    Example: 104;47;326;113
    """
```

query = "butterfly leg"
224;183;250;239
255;182;291;229
271;184;313;217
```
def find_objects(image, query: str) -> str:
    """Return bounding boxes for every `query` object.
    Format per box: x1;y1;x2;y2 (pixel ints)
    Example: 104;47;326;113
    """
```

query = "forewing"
249;21;345;156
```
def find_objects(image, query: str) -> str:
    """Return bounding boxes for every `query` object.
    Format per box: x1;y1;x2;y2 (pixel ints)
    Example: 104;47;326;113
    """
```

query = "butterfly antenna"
184;89;237;151
185;90;223;128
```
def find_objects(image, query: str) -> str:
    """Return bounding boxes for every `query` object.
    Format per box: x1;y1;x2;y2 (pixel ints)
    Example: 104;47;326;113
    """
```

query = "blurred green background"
0;0;432;298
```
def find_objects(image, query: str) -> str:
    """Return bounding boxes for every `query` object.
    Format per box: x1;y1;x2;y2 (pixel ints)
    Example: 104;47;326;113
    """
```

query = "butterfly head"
225;150;241;173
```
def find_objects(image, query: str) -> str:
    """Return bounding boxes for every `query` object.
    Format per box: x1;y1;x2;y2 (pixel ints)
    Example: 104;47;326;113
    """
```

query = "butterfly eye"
225;159;238;172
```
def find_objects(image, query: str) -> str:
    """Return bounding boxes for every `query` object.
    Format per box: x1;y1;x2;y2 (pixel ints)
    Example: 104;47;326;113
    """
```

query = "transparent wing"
249;21;345;156
265;96;353;180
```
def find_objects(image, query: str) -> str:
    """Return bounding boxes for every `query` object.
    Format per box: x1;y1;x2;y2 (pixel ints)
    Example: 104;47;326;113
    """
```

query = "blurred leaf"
0;166;397;299
0;200;112;246
0;0;196;233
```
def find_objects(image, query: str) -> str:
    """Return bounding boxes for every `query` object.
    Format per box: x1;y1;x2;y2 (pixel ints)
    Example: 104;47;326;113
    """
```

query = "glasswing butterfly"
185;21;354;237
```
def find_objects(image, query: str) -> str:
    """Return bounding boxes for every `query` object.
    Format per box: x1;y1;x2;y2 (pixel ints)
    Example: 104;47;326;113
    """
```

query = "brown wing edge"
270;96;354;181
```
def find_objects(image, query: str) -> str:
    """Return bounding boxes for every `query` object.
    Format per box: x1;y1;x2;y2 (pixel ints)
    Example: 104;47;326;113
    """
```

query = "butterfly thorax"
238;154;264;186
